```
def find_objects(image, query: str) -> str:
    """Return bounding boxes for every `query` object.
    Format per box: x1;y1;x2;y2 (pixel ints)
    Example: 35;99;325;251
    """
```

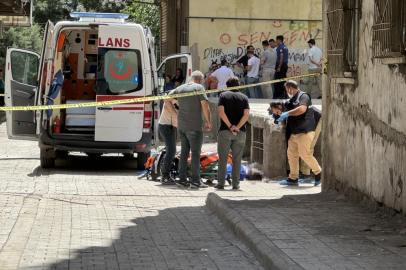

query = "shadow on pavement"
42;205;262;270
30;155;141;177
214;192;406;270
0;111;6;125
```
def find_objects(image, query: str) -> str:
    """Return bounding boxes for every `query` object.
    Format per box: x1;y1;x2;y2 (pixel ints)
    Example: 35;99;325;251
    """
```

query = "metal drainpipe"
354;0;359;71
184;16;323;45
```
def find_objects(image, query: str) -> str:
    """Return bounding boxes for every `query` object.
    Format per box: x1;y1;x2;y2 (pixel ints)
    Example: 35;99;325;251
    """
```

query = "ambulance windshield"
97;48;143;95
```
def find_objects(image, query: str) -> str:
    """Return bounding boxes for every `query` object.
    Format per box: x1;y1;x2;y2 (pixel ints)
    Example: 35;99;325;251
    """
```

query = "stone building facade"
322;0;406;211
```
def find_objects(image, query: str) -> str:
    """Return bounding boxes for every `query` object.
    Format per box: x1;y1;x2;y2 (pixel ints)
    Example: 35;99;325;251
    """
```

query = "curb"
206;193;304;270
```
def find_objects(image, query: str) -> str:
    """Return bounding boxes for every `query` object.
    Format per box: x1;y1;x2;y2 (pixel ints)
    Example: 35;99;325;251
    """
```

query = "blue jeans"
159;124;177;177
247;77;263;98
178;129;203;183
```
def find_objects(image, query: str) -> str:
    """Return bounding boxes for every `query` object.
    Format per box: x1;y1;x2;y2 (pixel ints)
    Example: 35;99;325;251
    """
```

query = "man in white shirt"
246;51;262;98
209;59;234;97
307;39;323;99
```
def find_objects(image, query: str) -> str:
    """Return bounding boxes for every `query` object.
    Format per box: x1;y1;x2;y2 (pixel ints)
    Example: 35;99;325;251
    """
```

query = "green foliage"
0;25;44;69
80;0;125;14
33;0;75;24
33;0;126;24
121;1;160;45
121;1;161;61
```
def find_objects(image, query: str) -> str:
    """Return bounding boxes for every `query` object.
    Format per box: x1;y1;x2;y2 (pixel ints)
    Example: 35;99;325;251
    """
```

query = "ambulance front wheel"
40;149;56;168
137;152;150;170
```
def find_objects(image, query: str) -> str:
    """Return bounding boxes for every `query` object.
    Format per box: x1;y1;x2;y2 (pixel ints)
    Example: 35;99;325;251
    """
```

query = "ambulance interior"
50;27;99;135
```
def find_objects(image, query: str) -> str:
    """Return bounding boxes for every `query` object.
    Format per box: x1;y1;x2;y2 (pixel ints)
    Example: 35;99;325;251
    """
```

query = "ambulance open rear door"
5;48;40;140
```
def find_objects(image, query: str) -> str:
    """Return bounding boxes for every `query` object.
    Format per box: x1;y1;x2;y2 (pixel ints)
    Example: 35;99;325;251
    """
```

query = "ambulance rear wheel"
137;152;149;170
40;151;55;169
123;153;134;159
56;150;68;158
87;153;102;158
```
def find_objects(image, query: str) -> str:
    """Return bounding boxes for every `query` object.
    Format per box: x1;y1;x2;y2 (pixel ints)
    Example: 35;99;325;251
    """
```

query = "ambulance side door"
5;48;40;140
35;20;55;133
153;61;166;148
148;33;160;148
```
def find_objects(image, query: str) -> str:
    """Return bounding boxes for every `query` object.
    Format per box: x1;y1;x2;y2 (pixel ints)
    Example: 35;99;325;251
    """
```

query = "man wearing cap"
307;39;323;99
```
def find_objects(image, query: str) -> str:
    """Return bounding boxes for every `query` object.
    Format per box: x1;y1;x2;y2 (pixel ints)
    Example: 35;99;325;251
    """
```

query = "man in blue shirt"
274;35;289;99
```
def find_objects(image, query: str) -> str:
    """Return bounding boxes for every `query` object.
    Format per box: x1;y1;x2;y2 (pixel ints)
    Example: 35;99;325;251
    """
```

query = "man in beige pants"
274;80;322;186
270;102;322;185
299;115;322;183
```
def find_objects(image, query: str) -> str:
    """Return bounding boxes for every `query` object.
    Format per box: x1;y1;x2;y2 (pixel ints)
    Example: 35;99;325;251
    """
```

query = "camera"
268;100;289;125
272;114;281;125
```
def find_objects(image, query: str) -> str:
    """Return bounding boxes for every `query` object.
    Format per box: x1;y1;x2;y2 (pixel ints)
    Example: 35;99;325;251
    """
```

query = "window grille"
372;0;406;58
160;2;168;59
252;127;264;165
327;0;360;77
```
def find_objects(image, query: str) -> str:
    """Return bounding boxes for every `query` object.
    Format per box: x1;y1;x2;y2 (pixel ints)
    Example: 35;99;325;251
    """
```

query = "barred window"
372;0;406;58
327;0;360;77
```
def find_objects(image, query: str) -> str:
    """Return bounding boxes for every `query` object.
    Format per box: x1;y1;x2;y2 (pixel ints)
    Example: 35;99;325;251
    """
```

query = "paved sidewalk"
0;123;321;270
207;192;406;270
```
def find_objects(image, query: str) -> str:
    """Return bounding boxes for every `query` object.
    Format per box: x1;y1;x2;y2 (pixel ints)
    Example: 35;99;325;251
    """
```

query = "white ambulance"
4;12;192;168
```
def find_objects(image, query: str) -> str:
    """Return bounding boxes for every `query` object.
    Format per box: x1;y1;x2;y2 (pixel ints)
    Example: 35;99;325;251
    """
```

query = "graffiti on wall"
200;20;322;79
203;47;309;78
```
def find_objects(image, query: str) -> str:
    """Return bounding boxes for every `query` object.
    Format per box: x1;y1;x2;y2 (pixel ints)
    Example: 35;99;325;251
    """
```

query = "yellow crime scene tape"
0;73;321;112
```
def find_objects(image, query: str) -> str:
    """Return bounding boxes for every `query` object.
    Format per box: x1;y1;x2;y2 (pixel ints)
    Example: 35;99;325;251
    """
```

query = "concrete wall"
188;0;323;91
322;0;406;212
208;99;288;177
208;98;323;178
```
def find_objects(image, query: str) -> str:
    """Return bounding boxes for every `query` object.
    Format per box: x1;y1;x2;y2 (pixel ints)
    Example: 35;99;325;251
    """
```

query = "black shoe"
175;180;190;188
161;176;176;185
205;180;215;186
232;186;240;190
226;177;232;186
190;180;209;188
314;172;322;186
214;184;224;190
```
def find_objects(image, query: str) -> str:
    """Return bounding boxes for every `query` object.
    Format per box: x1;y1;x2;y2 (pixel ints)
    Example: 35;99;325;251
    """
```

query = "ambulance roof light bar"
70;12;129;23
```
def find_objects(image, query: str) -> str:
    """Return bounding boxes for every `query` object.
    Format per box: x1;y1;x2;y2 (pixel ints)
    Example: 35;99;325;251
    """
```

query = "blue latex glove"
277;111;289;122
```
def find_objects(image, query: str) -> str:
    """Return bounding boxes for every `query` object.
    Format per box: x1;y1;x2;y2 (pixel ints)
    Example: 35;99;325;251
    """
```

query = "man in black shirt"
215;76;250;190
270;100;322;185
276;80;322;186
236;45;255;77
236;45;260;95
